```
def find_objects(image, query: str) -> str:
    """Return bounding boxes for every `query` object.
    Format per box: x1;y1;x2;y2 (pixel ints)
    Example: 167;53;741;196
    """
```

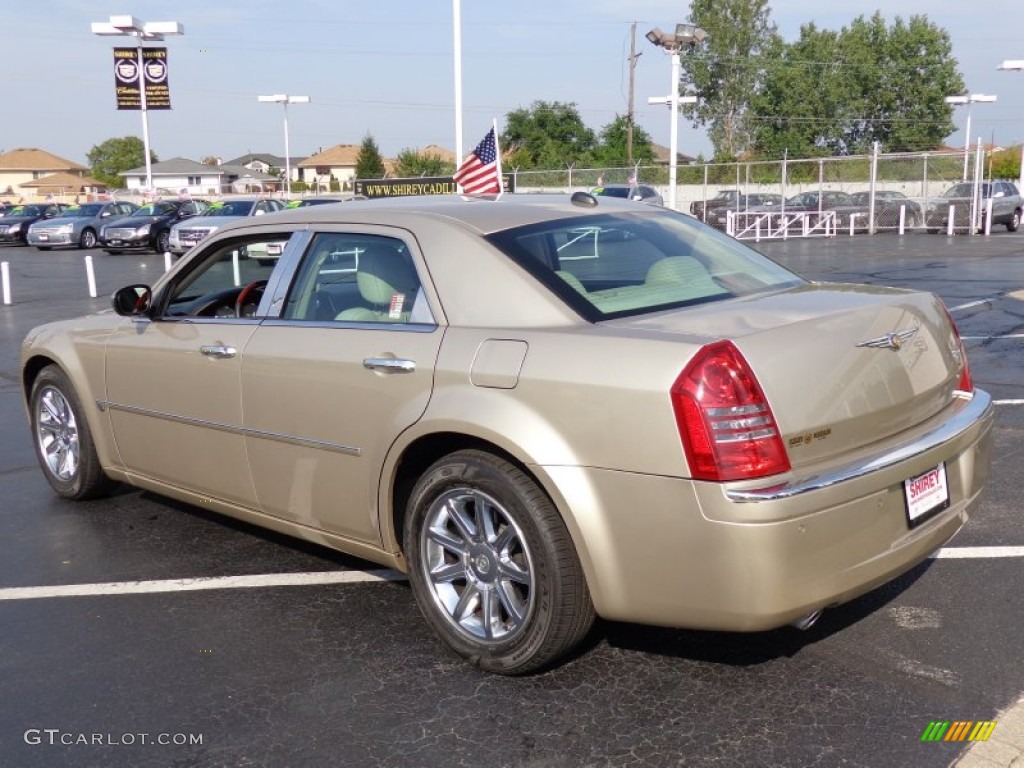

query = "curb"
953;696;1024;767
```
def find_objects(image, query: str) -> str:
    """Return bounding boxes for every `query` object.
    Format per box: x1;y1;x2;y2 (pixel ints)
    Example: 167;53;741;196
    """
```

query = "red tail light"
940;304;973;393
671;340;790;482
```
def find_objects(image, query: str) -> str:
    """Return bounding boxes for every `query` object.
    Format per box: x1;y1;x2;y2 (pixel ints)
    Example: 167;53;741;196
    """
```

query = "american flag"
454;126;501;195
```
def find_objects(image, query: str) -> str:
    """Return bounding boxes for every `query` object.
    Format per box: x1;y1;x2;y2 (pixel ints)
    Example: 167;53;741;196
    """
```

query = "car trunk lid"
604;283;965;469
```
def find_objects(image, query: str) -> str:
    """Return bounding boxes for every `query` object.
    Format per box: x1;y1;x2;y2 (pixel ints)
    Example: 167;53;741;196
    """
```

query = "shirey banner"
113;47;171;110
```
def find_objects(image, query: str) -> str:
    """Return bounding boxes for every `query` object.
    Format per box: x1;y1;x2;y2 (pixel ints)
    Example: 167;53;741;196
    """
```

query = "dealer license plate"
109;239;122;246
903;463;950;527
37;234;49;242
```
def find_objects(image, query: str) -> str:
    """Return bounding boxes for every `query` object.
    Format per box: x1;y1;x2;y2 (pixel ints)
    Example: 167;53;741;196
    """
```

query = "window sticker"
389;293;405;319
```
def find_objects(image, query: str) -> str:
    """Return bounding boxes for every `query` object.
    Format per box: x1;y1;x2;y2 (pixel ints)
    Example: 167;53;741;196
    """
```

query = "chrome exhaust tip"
790;609;823;631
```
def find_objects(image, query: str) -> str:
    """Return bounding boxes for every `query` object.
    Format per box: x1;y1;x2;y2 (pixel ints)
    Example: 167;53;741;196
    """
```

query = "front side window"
161;233;294;319
282;233;432;324
487;211;804;321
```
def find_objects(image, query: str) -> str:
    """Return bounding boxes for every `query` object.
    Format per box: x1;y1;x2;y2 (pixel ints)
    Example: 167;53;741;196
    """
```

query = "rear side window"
487;211;804;321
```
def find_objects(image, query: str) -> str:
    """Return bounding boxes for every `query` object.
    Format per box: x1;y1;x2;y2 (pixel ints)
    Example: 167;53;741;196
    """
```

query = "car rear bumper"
541;389;993;631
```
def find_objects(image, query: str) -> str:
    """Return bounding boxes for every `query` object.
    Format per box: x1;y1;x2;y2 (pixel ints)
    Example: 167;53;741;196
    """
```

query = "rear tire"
30;365;114;500
405;450;594;674
1007;209;1021;232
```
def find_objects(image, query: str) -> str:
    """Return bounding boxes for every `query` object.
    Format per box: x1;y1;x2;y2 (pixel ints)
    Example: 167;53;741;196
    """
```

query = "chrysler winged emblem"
856;327;919;351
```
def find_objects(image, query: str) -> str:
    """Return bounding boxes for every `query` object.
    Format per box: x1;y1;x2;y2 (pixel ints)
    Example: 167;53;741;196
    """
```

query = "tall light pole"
646;23;706;211
453;0;464;165
945;93;997;181
998;61;1024;189
91;15;183;193
258;94;310;196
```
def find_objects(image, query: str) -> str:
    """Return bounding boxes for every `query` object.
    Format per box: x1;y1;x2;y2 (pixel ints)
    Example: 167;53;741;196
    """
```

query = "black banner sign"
354;174;516;199
113;47;171;110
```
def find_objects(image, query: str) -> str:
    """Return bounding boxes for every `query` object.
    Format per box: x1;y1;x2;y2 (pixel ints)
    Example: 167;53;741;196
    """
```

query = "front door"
105;232;294;506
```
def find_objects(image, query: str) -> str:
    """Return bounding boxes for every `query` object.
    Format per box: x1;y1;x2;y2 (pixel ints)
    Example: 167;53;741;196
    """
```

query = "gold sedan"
21;193;993;674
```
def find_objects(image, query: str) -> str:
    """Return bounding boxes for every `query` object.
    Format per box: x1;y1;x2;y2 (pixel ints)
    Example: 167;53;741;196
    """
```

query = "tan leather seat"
336;245;420;322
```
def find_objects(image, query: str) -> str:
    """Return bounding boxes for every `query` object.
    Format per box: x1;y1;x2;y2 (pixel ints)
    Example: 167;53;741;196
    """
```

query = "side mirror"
112;284;152;316
994;191;1006;198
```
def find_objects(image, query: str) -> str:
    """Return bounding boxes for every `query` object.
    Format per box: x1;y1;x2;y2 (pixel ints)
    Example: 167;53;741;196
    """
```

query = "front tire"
155;230;170;253
79;229;97;249
405;450;594;674
30;365;113;500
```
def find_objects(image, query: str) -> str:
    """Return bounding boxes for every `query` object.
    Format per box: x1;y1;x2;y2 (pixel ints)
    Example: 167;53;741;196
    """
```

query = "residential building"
119;157;278;196
0;148;88;201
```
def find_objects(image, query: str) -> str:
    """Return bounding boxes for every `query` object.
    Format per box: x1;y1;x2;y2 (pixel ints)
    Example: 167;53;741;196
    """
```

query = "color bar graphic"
921;721;996;742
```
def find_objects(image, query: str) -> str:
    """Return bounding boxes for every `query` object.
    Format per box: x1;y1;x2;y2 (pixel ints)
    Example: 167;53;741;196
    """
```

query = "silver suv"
167;197;286;255
926;181;1022;233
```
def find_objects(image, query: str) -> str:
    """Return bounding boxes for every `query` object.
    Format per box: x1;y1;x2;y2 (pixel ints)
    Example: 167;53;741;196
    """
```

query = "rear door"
240;228;443;544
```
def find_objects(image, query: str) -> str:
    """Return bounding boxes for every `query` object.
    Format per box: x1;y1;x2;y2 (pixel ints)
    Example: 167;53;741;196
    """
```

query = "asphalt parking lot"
0;231;1022;768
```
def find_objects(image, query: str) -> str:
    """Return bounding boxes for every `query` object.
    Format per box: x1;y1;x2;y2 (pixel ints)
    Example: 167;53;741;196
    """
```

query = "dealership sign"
354;174;515;199
113;47;171;110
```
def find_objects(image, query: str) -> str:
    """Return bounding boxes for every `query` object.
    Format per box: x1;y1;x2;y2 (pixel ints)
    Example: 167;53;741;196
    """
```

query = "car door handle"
200;344;237;359
363;357;416;374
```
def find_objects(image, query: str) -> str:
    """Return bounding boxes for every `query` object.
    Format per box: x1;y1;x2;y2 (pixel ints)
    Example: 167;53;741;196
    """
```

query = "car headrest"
357;246;420;305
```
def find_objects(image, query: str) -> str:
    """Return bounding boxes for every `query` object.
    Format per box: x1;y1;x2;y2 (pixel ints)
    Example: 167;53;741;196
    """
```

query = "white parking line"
962;333;1024;341
994;399;1024;405
0;547;1021;602
931;546;1024;559
949;298;998;312
0;569;407;601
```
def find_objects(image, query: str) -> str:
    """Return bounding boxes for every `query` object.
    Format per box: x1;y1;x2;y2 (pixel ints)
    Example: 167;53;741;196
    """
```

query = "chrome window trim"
100;400;362;456
259;318;438;333
725;390;992;502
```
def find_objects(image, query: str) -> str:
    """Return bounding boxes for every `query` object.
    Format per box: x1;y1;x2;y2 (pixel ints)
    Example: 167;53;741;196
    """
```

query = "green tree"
394;149;454;177
594;115;656;167
989;146;1021;180
87;136;155;188
501;101;596;169
748;24;844;159
750;13;964;158
355;133;386;179
681;0;780;161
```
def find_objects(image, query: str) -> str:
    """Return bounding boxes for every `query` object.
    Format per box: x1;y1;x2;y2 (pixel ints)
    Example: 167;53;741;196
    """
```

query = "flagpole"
453;0;464;167
493;118;503;200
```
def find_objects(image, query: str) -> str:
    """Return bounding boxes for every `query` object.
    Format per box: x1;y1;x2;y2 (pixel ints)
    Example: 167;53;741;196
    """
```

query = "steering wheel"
235;280;268;318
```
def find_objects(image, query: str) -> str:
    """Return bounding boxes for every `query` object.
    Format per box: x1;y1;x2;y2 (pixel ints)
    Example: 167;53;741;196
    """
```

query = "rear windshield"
487;211;804;321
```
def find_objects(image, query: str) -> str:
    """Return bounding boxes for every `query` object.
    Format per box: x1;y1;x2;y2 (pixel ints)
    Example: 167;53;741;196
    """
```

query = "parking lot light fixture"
91;15;184;194
945;93;997;181
647;22;706;211
258;95;311;197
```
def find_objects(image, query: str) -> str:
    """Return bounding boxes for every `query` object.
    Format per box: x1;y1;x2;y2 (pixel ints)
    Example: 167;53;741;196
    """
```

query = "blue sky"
3;1;1022;167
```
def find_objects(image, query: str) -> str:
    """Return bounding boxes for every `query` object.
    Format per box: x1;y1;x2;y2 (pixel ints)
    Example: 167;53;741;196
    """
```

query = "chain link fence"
513;146;1018;238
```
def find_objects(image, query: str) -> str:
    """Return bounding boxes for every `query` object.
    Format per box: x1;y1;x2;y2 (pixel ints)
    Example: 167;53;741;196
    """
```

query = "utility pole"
626;21;641;167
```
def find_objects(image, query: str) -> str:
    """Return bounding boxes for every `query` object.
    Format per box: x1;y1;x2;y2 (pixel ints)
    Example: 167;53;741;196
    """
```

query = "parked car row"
694;183;1022;236
0;196;309;254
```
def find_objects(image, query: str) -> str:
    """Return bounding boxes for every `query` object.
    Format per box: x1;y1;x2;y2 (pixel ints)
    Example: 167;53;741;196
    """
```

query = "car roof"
236;193;651;235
